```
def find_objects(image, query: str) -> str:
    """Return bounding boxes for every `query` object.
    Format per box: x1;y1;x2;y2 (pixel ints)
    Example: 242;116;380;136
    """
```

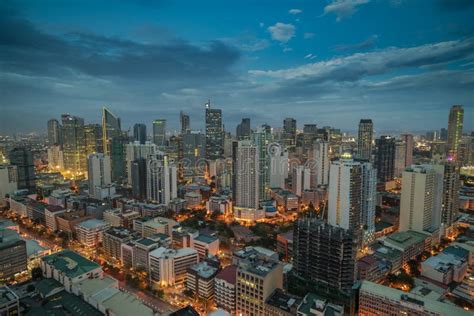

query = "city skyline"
1;0;474;135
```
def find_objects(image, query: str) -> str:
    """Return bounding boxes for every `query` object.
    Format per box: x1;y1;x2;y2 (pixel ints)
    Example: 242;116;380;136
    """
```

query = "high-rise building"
328;157;362;241
87;153;112;199
394;140;406;178
235;140;259;209
205;101;224;160
182;131;206;178
133;123;147;145
47;119;62;145
0;229;27;280
440;127;448;141
180;111;190;135
125;141;158;184
360;162;377;246
399;165;444;233
252;126;272;201
62;114;86;175
236;118;251;140
291;165;310;197
293;218;356;293
282;118;297;150
84;124;102;156
146;153;177;205
152;119;167;147
447;105;464;161
131;158;147;200
110;135;128;182
8;147;36;191
310;139;329;187
0;165;17;204
303;124;318;154
374;135;395;184
440;161;460;228
401;134;414;167
357;119;373;161
328;156;377;247
235;253;282;315
47;144;65;171
101;107;121;155
269;143;288;189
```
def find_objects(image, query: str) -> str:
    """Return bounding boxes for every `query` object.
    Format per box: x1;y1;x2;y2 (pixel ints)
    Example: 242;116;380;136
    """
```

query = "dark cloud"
0;5;240;82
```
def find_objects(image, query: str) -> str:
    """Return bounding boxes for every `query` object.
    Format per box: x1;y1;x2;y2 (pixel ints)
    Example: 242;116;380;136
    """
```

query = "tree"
26;284;35;292
31;267;43;280
183;289;194;297
154;289;164;299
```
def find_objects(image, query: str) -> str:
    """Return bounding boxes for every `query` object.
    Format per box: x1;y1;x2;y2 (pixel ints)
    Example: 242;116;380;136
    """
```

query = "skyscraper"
205;101;224;160
357;119;373;161
394;140;406;178
235;140;259;209
8;148;35;191
133;123;147;145
180;111;190;135
374;135;395;184
125;141;158;184
61;114;86;175
153;119;167;147
328;157;362;240
440;161;460;229
310;139;329;187
269;143;288;189
84;124;102;157
146;153;177;205
282;118;297;150
131;158;147;200
291;165;310;197
252;126;272;202
440;128;448;141
101;107;121;155
399;165;444;233
110;135;128;182
293;218;357;293
401;133;414;167
182;131;206;178
47;119;61;145
447;105;464;161
87;153;112;199
236;118;251;140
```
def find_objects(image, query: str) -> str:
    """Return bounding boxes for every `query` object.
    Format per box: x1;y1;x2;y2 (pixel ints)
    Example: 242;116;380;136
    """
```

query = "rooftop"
101;290;154;316
384;230;427;250
34;290;102;316
216;265;237;285
41;250;101;278
170;305;200;316
188;261;218;279
194;234;219;244
265;289;301;313
360;281;471;315
0;286;18;307
76;219;109;230
104;227;132;239
35;278;64;297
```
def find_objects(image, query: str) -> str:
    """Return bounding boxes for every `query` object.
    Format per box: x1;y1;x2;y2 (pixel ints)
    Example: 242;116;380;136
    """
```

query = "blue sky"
1;0;473;135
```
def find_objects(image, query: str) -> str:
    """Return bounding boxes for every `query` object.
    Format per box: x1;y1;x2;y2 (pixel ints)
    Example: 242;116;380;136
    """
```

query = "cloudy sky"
1;0;473;135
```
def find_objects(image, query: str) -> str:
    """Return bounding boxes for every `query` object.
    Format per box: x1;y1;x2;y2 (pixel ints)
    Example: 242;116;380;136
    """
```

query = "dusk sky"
1;0;473;135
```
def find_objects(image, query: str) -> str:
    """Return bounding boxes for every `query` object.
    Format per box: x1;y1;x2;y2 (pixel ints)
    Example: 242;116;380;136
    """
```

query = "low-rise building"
215;265;237;314
133;216;177;237
379;230;427;268
41;250;103;292
359;280;471;315
102;227;135;262
264;289;301;316
103;209;140;229
276;231;293;262
356;254;390;283
193;234;219;260
76;219;110;247
236;253;283;315
186;261;218;300
44;204;66;232
0;229;27;280
421;251;468;285
296;292;344;316
0;286;20;315
149;247;199;287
